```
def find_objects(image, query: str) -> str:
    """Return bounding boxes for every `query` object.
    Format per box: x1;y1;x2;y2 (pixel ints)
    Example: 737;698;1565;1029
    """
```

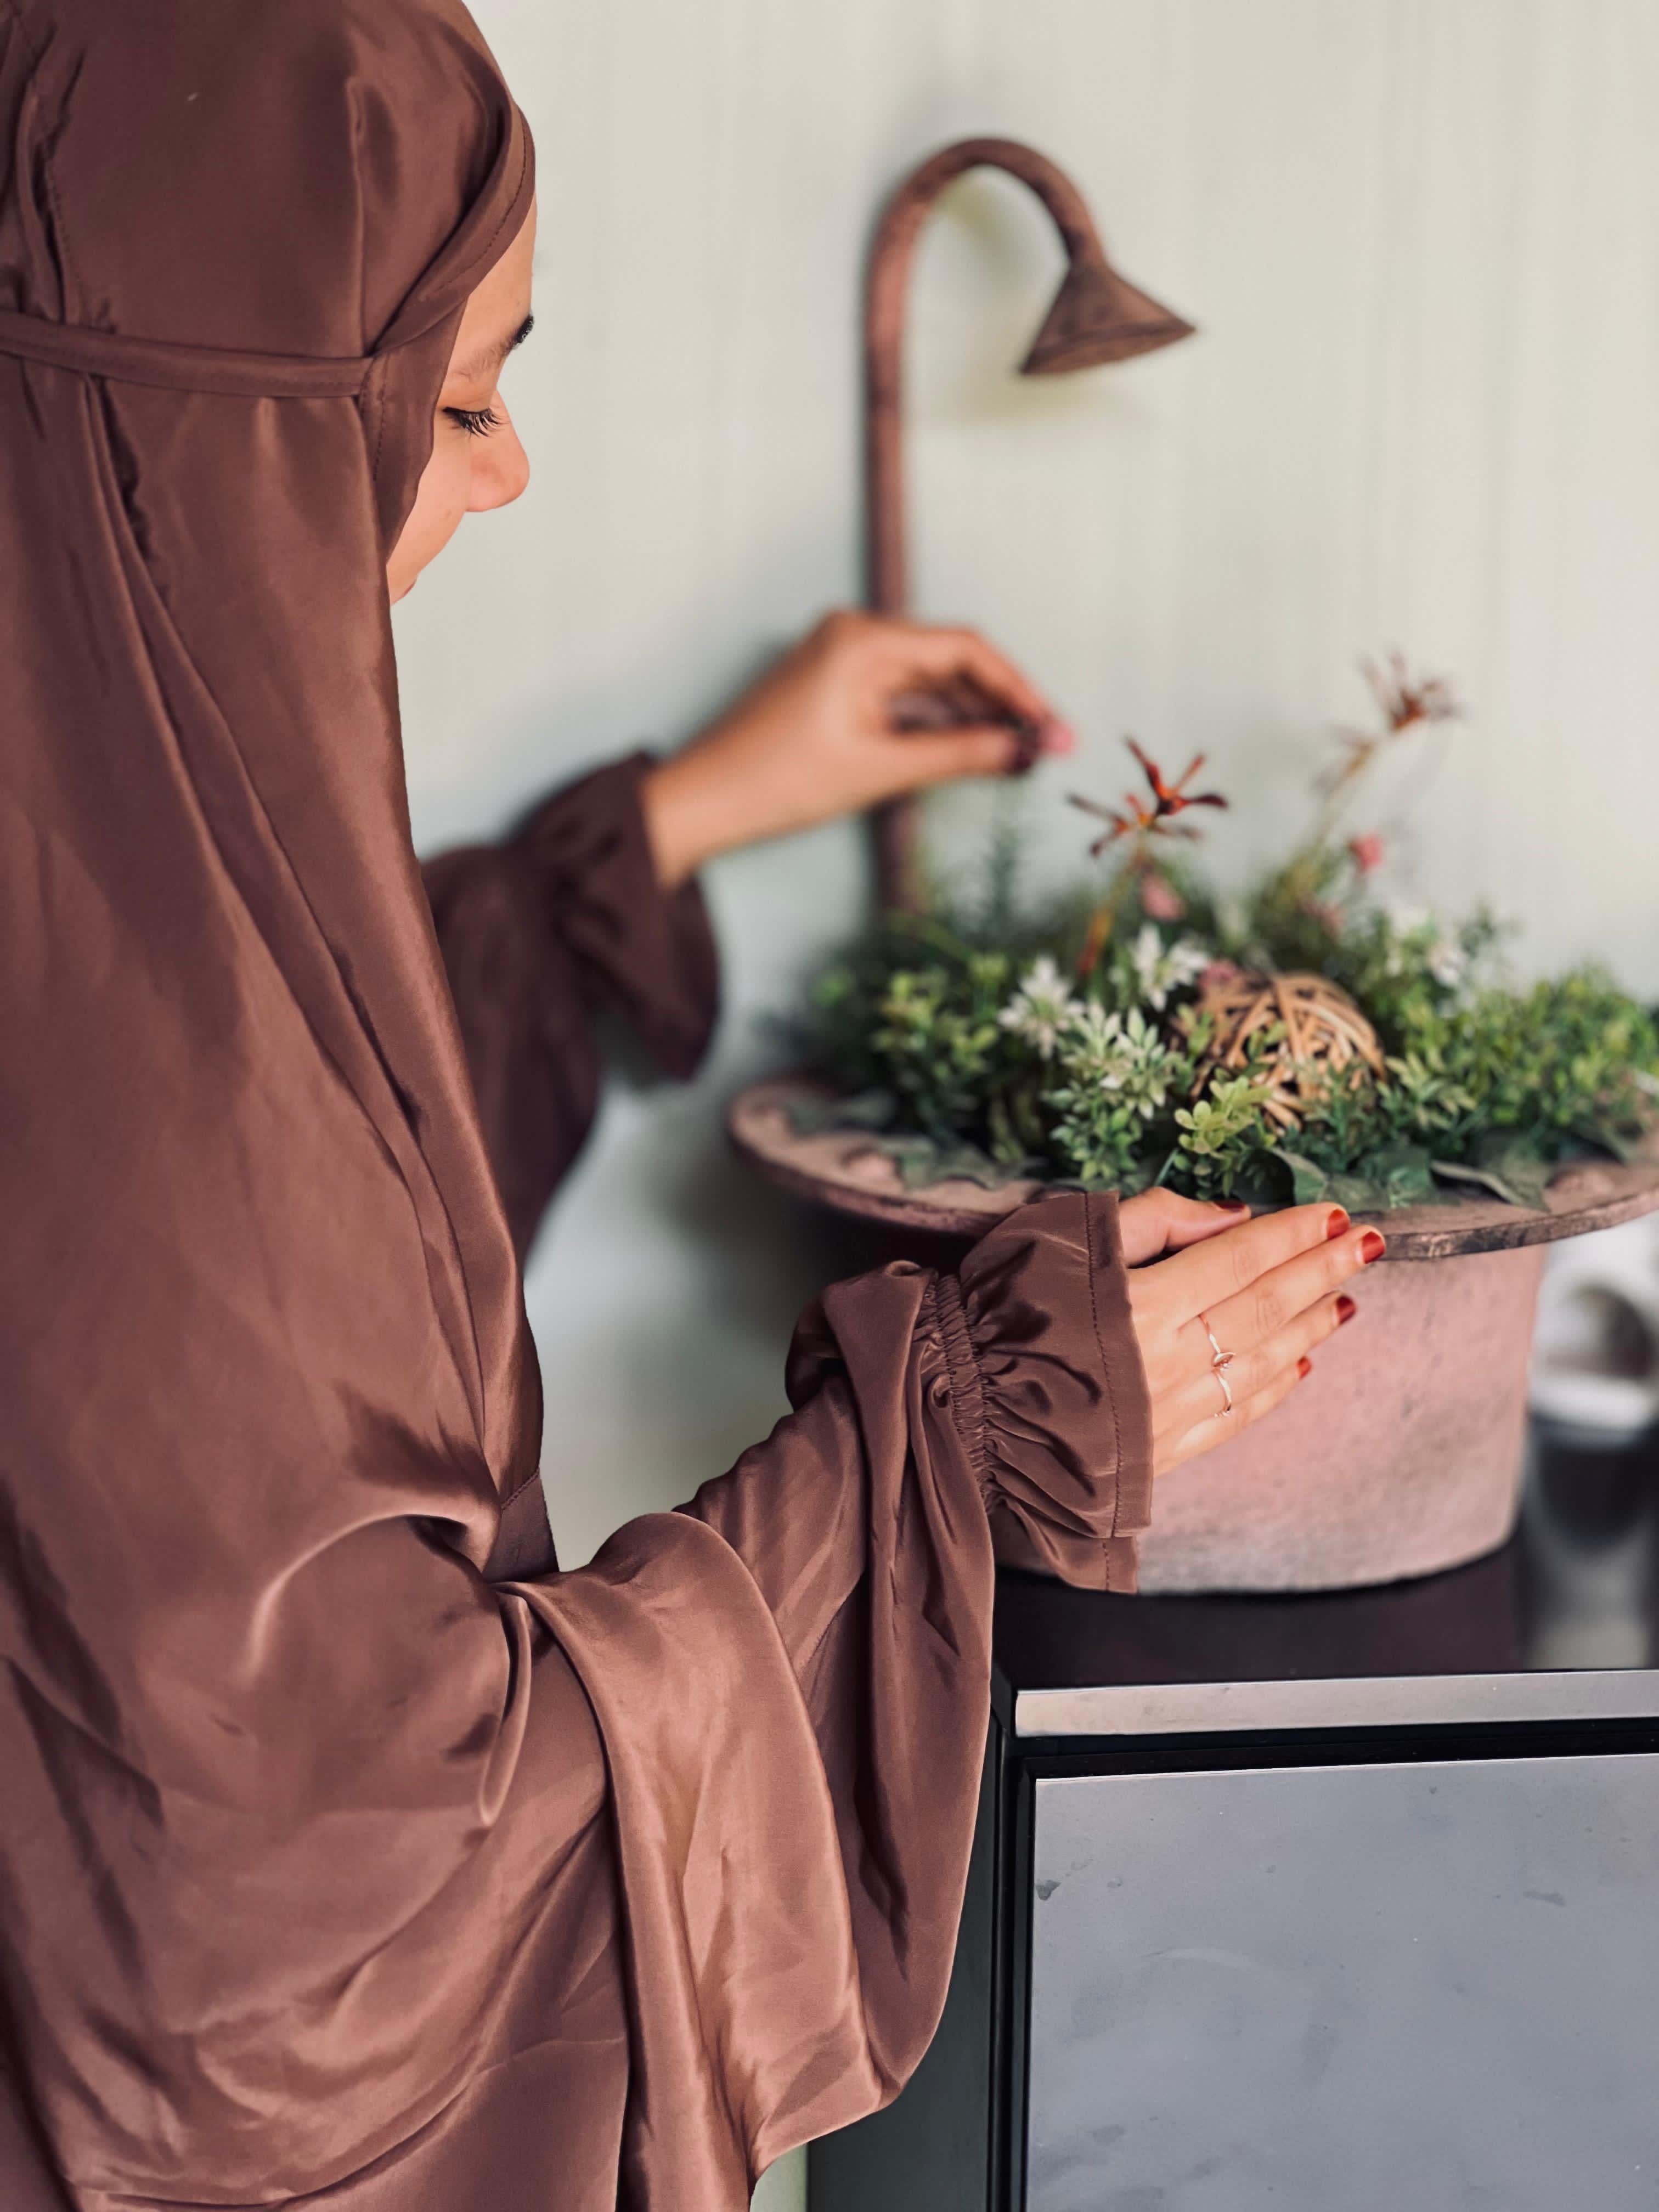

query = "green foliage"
794;847;1659;1210
870;959;1008;1141
1381;973;1659;1161
1044;1005;1198;1190
1173;1075;1280;1198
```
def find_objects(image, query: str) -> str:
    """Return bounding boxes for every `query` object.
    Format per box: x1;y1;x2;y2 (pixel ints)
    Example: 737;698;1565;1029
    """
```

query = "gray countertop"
992;1425;1659;1737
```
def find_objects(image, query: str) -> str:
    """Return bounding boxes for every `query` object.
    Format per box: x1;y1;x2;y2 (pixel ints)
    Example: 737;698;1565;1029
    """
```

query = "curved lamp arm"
864;136;1194;912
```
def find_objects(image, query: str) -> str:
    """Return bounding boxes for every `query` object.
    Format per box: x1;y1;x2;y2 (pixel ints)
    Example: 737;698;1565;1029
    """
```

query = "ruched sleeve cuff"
511;749;719;1081
935;1190;1154;1592
425;751;720;1259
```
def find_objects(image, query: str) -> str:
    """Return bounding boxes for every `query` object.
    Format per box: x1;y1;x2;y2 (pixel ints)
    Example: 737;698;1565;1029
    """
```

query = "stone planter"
1135;1239;1544;1592
730;1076;1659;1593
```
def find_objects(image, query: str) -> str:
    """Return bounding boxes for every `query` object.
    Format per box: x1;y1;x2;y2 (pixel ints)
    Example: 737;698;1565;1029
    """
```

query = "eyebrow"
452;312;534;384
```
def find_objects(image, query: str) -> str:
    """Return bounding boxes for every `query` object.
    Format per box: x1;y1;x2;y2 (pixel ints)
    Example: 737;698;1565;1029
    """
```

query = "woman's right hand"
640;610;1070;887
1118;1190;1385;1478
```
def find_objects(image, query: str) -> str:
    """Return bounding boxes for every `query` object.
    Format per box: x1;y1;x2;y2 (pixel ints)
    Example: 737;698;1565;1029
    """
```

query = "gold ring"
1201;1314;1234;1416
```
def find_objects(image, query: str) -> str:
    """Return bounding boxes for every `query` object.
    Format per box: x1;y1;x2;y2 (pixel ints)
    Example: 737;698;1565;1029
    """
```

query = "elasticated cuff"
938;1191;1154;1593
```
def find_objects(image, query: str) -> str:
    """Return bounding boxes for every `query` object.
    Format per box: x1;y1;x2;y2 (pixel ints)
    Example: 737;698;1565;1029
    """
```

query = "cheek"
410;439;472;550
387;438;472;596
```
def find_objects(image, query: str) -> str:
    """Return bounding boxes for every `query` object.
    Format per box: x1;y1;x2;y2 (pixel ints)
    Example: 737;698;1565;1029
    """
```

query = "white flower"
1129;924;1210;1011
1386;902;1433;935
1383;902;1468;992
1064;1001;1128;1078
1426;936;1468;990
997;955;1082;1059
1057;1002;1174;1116
1382;902;1434;979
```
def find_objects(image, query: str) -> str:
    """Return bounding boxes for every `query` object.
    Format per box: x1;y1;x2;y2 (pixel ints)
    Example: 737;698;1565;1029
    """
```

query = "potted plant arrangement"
731;657;1659;1590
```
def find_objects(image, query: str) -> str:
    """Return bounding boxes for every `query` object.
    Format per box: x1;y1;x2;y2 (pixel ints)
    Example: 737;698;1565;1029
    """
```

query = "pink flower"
1348;832;1384;874
1199;959;1244;994
1140;870;1186;921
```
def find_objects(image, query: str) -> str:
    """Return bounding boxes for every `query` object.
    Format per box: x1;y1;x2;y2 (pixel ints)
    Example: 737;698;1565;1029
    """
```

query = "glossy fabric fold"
0;5;1154;2205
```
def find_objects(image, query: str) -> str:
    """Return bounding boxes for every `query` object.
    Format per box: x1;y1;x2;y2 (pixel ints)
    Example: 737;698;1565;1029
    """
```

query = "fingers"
1119;1187;1251;1267
1152;1202;1379;1326
1159;1341;1312;1477
1161;1288;1353;1447
889;726;1025;787
1196;1218;1383;1360
874;616;1065;738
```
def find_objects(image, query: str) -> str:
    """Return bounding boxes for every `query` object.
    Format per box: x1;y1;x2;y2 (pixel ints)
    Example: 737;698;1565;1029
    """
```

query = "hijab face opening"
388;199;536;602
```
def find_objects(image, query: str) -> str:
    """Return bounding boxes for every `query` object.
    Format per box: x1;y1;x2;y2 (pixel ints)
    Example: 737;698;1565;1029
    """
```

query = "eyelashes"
445;404;500;438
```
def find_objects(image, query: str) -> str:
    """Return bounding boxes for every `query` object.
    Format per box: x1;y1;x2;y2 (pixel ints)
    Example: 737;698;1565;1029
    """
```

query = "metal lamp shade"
1022;249;1196;375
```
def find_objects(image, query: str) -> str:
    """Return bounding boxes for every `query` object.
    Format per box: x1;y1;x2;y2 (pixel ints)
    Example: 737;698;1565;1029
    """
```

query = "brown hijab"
0;0;570;2186
0;4;1156;2203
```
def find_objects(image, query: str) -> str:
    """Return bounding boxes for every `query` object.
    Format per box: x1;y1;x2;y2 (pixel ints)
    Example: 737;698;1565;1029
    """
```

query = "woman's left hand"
1118;1188;1380;1478
640;608;1073;886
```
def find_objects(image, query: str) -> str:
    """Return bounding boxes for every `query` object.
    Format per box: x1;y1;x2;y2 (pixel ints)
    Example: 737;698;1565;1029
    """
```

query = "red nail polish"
1359;1229;1386;1264
1216;1198;1250;1214
1336;1294;1357;1325
1297;1355;1313;1379
1324;1208;1351;1241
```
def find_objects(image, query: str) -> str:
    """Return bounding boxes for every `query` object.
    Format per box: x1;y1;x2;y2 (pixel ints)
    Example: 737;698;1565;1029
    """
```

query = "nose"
470;393;530;513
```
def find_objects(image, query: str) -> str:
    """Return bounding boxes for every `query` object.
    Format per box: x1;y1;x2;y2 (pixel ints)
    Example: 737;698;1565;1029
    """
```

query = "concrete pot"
1136;1241;1544;1592
730;1077;1659;1592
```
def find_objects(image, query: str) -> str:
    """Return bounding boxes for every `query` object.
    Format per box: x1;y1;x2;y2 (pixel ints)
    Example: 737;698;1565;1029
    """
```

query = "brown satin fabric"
0;5;1153;2207
424;752;719;1261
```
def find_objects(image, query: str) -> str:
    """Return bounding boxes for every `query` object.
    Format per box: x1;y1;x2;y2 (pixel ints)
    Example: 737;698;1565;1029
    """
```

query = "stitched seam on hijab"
372;118;533;358
452;125;532;319
366;347;391;503
1084;1198;1126;1537
494;1471;547;1533
931;1273;988;1486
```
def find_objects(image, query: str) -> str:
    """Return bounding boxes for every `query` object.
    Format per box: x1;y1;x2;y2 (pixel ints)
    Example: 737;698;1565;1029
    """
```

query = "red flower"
1070;738;1228;857
1362;650;1460;734
1348;832;1384;874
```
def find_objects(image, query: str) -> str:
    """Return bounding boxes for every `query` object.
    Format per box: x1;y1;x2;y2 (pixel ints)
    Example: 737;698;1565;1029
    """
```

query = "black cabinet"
810;1429;1659;2210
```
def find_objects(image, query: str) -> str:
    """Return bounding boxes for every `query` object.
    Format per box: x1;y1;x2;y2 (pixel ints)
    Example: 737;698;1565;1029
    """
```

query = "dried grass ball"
1197;972;1385;1131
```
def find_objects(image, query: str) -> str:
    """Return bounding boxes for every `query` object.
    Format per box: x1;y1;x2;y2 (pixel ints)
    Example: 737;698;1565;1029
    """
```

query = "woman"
0;3;1377;2207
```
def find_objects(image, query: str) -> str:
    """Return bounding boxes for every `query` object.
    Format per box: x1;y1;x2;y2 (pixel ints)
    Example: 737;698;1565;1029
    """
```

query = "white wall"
394;5;1659;2202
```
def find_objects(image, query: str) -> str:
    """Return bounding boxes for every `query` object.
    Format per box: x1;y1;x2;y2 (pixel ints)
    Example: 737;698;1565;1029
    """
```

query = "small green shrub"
792;659;1659;1210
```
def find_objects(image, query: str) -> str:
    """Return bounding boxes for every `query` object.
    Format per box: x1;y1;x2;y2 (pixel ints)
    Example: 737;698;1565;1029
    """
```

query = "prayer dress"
0;4;1152;2205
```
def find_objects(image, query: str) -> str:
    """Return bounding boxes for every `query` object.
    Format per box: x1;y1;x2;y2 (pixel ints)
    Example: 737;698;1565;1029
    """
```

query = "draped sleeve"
527;1188;1152;2202
422;751;719;1256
